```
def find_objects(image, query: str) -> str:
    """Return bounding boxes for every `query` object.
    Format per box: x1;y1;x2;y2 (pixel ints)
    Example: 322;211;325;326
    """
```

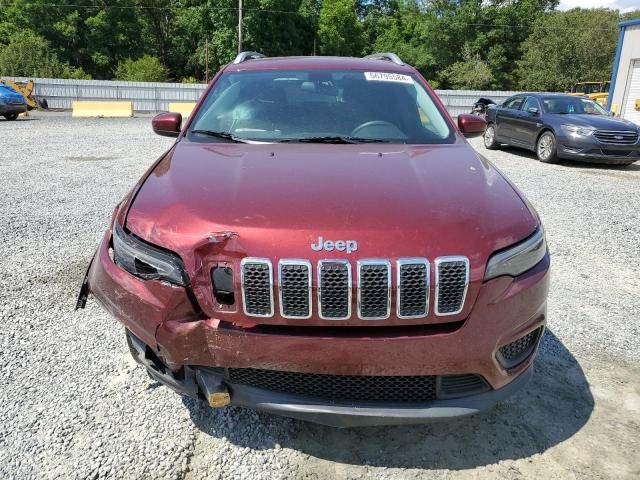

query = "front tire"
536;132;558;163
484;124;499;150
3;112;19;121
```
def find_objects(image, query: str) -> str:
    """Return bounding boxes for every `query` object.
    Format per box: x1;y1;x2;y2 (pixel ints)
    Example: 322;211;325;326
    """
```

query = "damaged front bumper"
79;222;548;427
126;329;533;427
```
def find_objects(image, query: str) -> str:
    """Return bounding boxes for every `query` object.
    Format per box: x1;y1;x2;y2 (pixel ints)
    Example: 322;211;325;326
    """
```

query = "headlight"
484;227;547;280
560;124;596;136
112;222;188;286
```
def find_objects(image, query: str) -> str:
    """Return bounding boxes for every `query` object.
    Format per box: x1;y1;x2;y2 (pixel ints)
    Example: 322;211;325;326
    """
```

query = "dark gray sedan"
484;93;640;165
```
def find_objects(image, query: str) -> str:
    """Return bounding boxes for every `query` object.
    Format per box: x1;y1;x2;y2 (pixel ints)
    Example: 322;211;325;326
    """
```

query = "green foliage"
517;8;619;91
620;10;640;22
0;1;630;90
0;30;65;78
62;65;92;80
115;55;168;82
372;1;434;75
181;76;200;84
318;0;363;56
245;0;318;56
441;45;494;90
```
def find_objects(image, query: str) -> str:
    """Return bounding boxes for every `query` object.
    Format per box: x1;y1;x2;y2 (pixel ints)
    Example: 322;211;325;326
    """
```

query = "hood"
126;141;537;274
551;113;639;130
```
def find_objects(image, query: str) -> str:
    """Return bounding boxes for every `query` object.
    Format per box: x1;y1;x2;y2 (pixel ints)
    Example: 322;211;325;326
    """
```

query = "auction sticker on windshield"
364;72;413;84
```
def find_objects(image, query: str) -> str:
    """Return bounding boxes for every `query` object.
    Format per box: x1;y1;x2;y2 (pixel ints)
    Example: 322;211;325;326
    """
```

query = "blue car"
0;84;28;121
484;93;640;166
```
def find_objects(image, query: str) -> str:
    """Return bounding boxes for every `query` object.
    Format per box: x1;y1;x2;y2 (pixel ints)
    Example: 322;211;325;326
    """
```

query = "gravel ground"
1;112;639;479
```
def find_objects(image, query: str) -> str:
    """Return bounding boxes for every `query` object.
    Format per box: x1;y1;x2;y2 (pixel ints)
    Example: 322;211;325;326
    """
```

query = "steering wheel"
350;120;399;138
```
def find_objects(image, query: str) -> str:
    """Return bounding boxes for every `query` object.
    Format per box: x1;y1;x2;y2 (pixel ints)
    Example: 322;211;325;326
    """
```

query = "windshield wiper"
191;129;248;143
279;136;387;144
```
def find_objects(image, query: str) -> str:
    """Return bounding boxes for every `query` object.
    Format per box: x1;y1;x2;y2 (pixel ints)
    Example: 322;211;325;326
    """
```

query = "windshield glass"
542;97;608;115
189;70;454;144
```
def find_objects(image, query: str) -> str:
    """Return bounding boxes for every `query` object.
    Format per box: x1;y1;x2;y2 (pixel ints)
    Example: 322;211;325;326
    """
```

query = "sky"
558;0;640;12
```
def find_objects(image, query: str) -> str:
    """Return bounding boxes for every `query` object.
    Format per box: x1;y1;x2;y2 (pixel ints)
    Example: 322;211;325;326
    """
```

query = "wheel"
536;132;558;163
483;124;499;149
3;112;19;121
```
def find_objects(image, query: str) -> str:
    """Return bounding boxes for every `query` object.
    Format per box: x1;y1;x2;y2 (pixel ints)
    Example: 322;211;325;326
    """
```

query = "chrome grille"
357;260;391;320
240;256;470;319
278;260;312;319
397;258;429;318
318;260;351;320
435;257;469;316
240;258;273;317
593;129;639;145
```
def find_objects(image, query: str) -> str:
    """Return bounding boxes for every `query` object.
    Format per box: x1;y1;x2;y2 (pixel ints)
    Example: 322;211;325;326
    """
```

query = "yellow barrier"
169;102;197;118
72;101;133;118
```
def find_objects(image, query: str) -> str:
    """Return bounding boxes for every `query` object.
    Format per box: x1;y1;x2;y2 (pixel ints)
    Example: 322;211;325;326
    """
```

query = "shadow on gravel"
0;117;40;122
498;145;640;171
183;329;594;470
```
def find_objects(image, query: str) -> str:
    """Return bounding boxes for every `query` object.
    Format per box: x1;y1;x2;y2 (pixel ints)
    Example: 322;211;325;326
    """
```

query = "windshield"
189;69;455;144
542;97;608;115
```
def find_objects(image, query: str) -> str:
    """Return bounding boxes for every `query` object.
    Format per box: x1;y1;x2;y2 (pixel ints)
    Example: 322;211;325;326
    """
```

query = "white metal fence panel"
5;77;528;116
4;77;208;111
435;89;521;116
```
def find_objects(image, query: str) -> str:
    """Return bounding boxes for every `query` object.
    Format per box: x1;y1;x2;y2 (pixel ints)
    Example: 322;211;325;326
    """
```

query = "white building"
609;18;640;124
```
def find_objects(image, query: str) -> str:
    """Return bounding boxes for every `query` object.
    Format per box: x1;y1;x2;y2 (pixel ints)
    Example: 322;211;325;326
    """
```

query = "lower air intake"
497;327;543;368
227;368;490;403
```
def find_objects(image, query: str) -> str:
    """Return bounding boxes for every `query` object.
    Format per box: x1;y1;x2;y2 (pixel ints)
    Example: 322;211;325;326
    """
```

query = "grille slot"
318;260;352;320
357;260;391;320
228;368;438;402
278;260;312;319
439;374;490;398
593;129;639;145
397;258;429;318
240;258;273;317
435;257;469;316
498;327;543;368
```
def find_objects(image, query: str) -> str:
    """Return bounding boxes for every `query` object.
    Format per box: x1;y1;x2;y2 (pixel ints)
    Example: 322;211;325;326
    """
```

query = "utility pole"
238;0;243;53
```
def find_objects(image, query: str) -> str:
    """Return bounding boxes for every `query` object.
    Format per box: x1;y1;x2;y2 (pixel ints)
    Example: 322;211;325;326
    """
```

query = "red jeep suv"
77;53;550;427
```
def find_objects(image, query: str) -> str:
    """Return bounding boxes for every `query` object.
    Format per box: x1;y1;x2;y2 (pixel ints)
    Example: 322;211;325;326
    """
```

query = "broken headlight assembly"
484;227;547;280
112;222;189;286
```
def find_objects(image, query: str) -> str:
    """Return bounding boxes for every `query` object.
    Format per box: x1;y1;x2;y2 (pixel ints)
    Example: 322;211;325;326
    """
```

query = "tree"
115;55;168;82
441;44;494;89
0;31;65;78
318;0;363;56
372;1;435;79
517;8;619;91
244;0;318;56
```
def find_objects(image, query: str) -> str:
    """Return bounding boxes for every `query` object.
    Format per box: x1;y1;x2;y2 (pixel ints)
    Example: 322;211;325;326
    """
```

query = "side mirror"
457;114;487;138
152;112;182;137
527;107;539;115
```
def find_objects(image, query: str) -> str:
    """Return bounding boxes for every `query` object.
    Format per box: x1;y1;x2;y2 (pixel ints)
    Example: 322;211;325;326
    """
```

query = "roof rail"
364;53;405;66
232;51;266;64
